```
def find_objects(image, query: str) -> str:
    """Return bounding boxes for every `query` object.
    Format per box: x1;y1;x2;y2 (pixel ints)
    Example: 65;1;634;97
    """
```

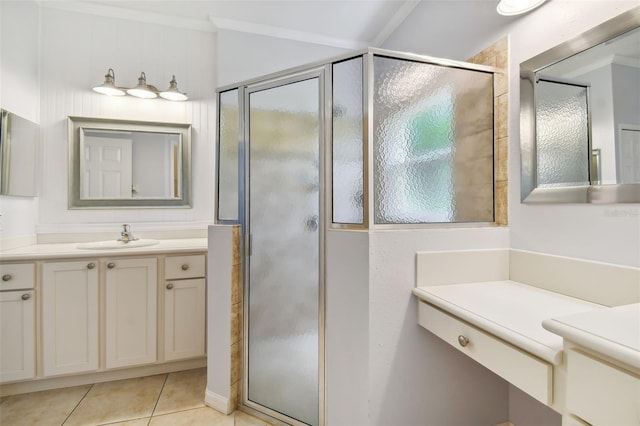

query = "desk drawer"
0;263;36;291
566;349;640;426
165;255;205;279
418;301;553;405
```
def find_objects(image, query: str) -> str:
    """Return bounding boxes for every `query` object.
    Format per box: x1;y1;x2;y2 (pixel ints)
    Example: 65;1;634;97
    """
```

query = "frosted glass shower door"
247;76;321;426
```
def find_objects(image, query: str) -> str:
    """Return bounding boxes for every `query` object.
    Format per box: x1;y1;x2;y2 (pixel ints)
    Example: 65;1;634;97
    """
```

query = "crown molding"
371;0;421;47
37;1;216;33
209;16;367;50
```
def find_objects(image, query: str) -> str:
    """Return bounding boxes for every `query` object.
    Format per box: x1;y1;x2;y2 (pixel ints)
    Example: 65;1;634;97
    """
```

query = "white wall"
216;29;350;88
507;1;640;268
367;228;511;426
34;6;216;234
0;0;40;244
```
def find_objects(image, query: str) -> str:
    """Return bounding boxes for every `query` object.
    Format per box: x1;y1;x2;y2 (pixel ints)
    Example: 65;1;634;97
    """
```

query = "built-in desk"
413;249;640;423
413;281;603;406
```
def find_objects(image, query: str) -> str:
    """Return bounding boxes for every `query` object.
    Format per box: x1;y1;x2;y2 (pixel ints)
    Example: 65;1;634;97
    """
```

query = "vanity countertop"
413;281;605;365
542;303;640;370
0;238;208;261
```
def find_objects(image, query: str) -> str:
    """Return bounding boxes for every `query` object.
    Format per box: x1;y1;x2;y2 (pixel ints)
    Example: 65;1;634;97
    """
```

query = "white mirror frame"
520;7;640;203
68;116;192;209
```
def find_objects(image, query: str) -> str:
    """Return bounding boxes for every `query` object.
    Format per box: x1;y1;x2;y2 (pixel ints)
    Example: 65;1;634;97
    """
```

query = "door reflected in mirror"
69;117;191;208
80;129;181;200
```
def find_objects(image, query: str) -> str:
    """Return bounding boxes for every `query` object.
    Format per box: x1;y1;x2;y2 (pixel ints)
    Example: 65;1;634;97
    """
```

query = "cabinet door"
164;278;206;361
0;290;35;383
42;261;99;376
105;258;157;369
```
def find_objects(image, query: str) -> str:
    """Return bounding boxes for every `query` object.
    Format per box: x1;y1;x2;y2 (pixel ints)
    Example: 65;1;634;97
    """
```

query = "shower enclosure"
216;48;497;426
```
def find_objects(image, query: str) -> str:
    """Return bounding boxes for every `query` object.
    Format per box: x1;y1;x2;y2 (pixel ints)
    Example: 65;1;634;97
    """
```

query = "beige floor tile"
233;410;272;426
153;368;206;415
0;385;91;426
65;374;166;426
149;407;232;426
99;418;150;426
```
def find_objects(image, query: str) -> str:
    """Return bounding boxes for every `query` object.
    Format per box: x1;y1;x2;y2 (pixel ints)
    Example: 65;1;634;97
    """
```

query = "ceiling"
51;0;430;48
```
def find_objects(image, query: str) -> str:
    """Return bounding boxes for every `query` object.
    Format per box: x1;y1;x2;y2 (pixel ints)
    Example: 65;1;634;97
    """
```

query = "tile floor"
0;368;273;426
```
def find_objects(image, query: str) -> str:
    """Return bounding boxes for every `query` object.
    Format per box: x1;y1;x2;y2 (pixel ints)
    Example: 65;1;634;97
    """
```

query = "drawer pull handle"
167;283;174;290
2;274;12;281
107;262;115;269
457;335;469;347
181;264;189;271
87;263;96;269
21;293;31;301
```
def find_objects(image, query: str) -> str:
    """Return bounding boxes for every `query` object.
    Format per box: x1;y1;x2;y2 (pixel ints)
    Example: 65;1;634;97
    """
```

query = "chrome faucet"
118;224;138;243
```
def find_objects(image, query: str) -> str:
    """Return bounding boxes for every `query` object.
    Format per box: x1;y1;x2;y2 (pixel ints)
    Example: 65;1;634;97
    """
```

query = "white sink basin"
77;239;159;250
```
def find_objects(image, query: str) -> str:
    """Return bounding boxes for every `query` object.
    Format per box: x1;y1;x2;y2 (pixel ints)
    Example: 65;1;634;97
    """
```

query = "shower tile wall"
230;225;243;411
468;37;509;226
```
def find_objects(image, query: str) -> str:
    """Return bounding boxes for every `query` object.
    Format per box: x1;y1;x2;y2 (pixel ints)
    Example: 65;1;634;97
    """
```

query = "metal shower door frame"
240;65;330;426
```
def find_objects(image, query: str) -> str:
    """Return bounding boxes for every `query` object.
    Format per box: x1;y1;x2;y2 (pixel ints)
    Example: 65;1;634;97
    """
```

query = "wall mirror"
68;116;191;208
520;7;640;203
1;109;39;197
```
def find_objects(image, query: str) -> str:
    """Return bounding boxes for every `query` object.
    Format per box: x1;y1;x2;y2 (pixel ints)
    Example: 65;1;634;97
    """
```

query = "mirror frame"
520;7;640;203
68;116;192;209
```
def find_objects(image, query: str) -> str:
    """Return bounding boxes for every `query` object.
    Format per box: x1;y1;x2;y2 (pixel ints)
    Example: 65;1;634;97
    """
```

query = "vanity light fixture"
159;75;188;101
497;0;547;16
127;72;158;99
92;69;188;101
92;68;126;96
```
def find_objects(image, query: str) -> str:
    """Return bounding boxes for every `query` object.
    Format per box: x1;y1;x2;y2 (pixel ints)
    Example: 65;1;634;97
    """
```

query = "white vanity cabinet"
163;255;206;361
105;257;158;369
41;260;99;376
0;263;36;383
0;238;208;393
565;349;640;425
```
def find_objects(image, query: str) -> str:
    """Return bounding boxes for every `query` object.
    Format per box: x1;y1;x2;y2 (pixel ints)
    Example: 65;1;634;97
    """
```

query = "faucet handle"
122;224;130;233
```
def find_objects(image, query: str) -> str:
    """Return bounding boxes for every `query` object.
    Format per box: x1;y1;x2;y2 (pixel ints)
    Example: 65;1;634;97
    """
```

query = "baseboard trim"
0;357;206;397
205;389;232;414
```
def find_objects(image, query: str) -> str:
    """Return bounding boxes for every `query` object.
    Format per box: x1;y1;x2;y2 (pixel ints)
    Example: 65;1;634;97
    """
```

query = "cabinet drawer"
165;255;205;279
566;349;640;426
0;263;36;291
418;301;553;405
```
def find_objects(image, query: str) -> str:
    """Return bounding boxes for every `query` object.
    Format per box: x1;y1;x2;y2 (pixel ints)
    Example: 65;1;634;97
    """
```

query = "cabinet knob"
457;335;469;347
166;283;174;290
21;293;31;301
107;262;115;269
2;274;12;282
87;262;96;270
181;264;189;271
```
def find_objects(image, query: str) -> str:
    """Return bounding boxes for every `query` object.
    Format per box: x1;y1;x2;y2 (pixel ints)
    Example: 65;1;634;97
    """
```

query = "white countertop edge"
0;238;208;261
542;318;640;371
412;286;562;365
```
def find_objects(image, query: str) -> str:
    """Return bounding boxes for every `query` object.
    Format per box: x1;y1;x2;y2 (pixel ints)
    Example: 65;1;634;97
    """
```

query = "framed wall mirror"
1;109;39;197
68;116;192;208
520;7;640;203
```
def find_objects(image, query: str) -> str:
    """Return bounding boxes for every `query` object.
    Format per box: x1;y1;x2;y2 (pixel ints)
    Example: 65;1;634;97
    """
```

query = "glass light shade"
127;72;158;99
159;76;188;101
93;68;126;96
497;0;546;15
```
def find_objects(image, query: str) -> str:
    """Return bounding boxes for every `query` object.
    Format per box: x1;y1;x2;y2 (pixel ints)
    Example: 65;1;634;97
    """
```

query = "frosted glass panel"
373;56;494;224
217;89;240;221
248;78;319;426
332;57;364;224
536;79;590;187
